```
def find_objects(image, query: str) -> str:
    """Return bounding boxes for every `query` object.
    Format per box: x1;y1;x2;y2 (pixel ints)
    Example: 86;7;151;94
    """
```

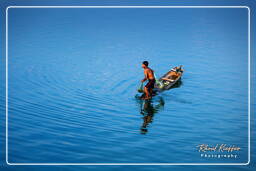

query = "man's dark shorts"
145;79;156;90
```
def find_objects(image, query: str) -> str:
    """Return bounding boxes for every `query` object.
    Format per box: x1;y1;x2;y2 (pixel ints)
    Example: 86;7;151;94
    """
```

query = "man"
141;61;156;99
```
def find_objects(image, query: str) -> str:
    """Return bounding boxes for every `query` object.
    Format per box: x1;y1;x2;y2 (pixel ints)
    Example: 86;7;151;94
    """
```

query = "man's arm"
141;77;147;83
141;70;148;82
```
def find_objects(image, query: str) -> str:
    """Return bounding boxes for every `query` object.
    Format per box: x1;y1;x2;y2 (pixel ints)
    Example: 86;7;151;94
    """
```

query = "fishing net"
137;83;144;93
154;73;164;89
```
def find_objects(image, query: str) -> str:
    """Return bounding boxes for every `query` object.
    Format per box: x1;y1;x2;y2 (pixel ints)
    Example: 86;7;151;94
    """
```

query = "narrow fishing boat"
155;65;184;90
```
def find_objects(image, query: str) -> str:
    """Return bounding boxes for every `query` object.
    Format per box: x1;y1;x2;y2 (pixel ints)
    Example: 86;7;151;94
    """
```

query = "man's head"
142;61;149;69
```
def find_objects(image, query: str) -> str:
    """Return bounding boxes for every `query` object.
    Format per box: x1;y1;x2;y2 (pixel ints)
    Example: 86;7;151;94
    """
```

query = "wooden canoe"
155;66;184;90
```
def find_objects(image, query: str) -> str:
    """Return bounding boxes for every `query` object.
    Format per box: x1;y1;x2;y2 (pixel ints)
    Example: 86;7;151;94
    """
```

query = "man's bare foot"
142;96;152;100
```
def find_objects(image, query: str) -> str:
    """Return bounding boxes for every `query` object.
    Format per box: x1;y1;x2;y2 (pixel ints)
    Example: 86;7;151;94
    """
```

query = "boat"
154;65;184;90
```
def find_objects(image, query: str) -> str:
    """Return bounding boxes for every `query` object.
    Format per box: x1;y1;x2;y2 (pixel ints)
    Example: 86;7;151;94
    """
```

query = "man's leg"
150;88;153;97
144;86;150;99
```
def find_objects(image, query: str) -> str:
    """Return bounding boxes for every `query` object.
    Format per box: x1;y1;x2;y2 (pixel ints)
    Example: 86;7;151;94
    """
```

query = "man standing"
141;61;156;99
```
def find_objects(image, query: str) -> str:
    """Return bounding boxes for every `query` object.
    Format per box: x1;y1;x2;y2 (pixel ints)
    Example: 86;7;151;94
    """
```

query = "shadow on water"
166;80;183;90
135;80;183;134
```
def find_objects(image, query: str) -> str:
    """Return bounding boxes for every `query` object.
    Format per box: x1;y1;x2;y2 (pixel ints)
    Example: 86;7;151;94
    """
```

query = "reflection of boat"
155;65;184;90
167;79;183;90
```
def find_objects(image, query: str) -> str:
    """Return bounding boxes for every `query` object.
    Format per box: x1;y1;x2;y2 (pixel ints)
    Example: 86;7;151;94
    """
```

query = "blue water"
3;6;251;168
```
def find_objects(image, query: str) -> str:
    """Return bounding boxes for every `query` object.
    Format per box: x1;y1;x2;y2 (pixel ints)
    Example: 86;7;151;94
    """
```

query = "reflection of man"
141;101;154;134
141;61;155;99
140;98;165;134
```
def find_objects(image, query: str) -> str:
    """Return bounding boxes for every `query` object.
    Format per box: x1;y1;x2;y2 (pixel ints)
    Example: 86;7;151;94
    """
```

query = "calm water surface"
7;8;249;164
